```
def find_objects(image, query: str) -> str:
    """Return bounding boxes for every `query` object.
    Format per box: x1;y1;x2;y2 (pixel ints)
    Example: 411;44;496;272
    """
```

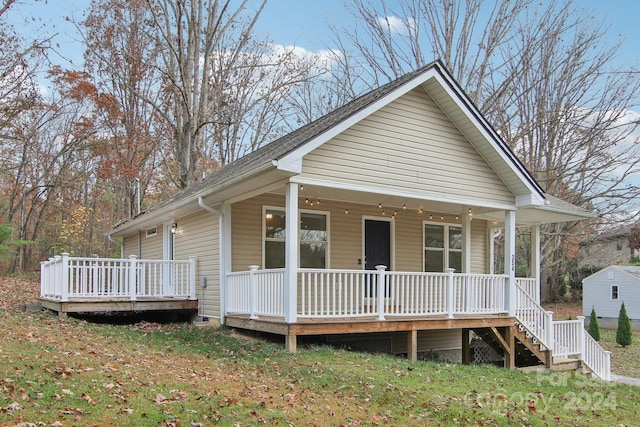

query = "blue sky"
7;0;640;73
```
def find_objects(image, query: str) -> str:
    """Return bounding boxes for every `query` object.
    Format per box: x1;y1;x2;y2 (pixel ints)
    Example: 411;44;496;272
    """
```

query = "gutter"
107;234;124;257
198;196;222;216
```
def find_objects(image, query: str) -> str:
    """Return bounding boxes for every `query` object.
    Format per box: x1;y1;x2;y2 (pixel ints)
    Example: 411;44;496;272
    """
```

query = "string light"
378;203;382;209
403;204;406;210
345;209;349;214
418;208;423;214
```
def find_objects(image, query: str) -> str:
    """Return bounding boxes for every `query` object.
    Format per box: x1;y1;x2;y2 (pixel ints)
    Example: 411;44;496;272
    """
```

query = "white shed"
583;266;640;322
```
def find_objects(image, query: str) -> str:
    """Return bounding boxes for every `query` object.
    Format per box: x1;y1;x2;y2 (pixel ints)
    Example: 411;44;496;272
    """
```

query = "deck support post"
504;326;515;369
284;183;299;324
504;210;516;317
462;329;471;365
407;329;418;362
376;265;387;320
285;333;297;353
446;268;455;318
128;255;137;301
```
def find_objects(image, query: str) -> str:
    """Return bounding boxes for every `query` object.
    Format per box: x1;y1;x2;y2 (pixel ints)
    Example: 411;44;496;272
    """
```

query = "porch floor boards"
39;297;198;317
225;313;514;337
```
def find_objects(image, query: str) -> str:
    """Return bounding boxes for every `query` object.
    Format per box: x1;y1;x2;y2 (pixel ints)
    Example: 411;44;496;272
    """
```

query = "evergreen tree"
616;302;632;347
588;307;601;341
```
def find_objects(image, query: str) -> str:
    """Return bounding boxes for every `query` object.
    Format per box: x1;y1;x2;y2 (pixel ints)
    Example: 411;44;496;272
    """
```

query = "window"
424;222;462;272
263;207;328;269
616;239;623;251
145;226;157;238
612;285;619;300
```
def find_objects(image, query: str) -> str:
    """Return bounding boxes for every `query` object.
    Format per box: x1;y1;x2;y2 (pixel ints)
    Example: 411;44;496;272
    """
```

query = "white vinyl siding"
174;209;220;319
301;87;514;206
231;193;489;275
583;267;640;320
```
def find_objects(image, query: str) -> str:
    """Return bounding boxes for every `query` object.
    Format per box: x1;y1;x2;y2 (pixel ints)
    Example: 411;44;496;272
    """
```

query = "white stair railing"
514;284;554;351
514;283;611;381
582;329;612;381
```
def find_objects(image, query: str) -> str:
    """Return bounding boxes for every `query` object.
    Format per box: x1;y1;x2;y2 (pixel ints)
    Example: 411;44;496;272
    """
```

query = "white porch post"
284;182;299;323
61;253;69;302
462;214;471;273
530;224;541;302
221;202;232;322
128;255;137;301
504;210;516;317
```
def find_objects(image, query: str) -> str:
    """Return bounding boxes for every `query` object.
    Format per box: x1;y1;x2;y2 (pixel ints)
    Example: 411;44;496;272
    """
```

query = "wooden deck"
225;313;516;359
40;297;198;318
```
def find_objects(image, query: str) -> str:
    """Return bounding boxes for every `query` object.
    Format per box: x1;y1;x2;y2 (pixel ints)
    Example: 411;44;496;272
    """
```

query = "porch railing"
40;253;196;301
226;267;508;320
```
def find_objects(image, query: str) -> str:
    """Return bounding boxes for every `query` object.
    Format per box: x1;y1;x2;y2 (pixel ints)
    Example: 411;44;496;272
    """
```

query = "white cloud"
376;15;416;36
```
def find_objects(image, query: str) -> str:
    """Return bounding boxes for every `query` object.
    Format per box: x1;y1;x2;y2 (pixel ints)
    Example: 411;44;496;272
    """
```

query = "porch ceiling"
269;183;476;217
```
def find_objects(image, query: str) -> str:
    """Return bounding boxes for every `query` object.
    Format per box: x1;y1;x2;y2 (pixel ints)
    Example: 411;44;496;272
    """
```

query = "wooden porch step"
551;358;582;372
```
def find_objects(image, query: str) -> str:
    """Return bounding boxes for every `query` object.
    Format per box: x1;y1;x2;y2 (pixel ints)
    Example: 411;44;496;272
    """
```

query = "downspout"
107;234;124;258
198;197;225;323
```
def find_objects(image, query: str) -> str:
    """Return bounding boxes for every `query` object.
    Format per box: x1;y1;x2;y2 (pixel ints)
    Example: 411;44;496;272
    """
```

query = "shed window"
263;207;328;269
611;285;619;300
423;222;462;272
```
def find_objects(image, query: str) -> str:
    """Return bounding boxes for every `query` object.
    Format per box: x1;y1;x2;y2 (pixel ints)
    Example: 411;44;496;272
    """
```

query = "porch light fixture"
418;208;423;214
170;223;178;234
403;204;406;210
345;209;349;214
468;208;473;220
378;203;382;209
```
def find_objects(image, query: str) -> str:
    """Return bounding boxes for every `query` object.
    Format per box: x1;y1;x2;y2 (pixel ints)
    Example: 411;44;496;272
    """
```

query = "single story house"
41;60;611;378
583;265;640;329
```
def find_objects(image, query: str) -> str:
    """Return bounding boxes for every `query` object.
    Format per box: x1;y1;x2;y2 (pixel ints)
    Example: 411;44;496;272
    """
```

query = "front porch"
39;254;198;317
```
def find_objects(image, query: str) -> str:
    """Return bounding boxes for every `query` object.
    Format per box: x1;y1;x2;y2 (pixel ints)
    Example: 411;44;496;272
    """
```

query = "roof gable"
584;265;640;283
276;61;545;206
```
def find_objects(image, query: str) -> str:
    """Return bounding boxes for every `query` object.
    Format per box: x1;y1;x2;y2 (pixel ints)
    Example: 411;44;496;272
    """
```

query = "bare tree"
333;0;640;300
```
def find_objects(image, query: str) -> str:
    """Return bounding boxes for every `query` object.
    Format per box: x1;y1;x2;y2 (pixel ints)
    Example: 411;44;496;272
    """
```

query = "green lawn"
1;307;639;426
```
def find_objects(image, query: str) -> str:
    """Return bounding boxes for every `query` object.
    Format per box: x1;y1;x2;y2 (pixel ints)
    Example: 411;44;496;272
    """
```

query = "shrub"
588;307;601;341
616;302;632;347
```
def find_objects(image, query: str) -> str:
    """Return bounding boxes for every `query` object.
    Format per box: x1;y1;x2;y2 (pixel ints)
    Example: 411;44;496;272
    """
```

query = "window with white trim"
146;226;157;238
423;222;462;272
263;207;328;269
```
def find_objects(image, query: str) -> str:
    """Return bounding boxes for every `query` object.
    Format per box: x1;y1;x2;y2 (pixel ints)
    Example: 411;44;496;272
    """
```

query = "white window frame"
423;221;462;272
145;226;157;238
611;285;619;300
262;205;330;269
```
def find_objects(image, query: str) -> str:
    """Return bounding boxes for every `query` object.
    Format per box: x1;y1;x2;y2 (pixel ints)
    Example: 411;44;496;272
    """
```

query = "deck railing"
226;267;508;320
582;329;612;381
553;319;584;358
40;253;196;301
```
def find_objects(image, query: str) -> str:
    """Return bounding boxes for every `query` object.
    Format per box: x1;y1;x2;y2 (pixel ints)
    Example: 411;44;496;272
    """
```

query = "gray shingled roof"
615;266;640;279
138;61;444;218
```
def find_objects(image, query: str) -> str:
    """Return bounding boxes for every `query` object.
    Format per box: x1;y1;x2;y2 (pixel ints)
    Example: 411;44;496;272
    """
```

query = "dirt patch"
0;276;39;311
542;301;583;320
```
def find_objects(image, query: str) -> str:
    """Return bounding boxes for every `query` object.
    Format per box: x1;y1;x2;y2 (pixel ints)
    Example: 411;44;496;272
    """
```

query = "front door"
364;219;391;270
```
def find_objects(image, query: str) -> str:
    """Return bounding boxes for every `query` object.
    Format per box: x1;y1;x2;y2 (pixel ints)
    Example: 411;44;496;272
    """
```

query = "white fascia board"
516;193;546;207
291;176;517;211
275;68;441;172
431;71;546;201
